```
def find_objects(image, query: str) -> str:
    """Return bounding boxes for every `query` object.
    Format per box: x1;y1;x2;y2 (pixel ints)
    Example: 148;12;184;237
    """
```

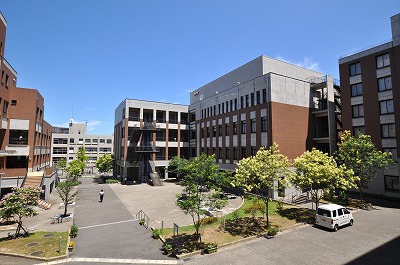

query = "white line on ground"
34;258;182;264
79;219;136;230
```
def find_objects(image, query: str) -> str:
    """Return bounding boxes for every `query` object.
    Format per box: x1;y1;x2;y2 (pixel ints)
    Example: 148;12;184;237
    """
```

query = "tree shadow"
92;177;105;184
278;208;315;223
224;217;267;237
163;233;205;254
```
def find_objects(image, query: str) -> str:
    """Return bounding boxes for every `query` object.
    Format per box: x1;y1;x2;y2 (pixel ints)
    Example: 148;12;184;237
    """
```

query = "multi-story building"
189;56;341;198
51;119;114;174
0;11;54;199
339;13;400;199
114;99;190;184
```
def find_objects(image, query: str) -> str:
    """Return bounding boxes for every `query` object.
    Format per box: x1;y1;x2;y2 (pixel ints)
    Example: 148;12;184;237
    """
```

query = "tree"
167;156;189;179
66;160;85;181
292;148;357;211
96;153;115;175
170;154;227;243
234;144;292;227
57;181;78;217
0;187;41;236
335;130;395;201
57;158;67;175
77;146;89;164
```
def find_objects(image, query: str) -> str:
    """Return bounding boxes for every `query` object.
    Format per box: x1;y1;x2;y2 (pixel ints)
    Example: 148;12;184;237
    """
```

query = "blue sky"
1;1;399;135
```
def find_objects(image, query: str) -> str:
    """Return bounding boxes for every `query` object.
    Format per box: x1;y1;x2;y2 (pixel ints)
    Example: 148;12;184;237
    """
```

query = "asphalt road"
183;205;400;265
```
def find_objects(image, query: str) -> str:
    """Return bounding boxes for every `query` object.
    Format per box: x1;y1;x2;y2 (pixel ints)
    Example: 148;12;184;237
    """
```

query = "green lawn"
0;231;69;258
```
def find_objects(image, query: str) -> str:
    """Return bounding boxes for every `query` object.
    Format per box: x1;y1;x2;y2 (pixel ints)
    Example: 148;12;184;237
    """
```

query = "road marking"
79;219;136;230
35;258;182;264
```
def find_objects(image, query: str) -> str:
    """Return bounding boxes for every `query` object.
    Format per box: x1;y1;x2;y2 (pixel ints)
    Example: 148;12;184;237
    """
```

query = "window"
262;89;267;103
226;147;230;160
222;103;224;114
53;147;67;154
207;127;210;137
261;117;268;132
201;128;204;138
226;101;229;113
3;100;8;115
212;126;216;137
234;147;238;160
78;138;83;144
353;126;365;136
380;100;394;114
86;147;97;152
241;121;247;134
376;53;390;68
9;130;28;145
85;139;91;144
69;147;74;153
382;123;396;138
242;147;247;159
240;96;244;109
100;147;112;152
100;139;105;143
383;148;398;162
251;147;257;156
351;83;362;97
245;95;249;107
233;122;237;135
213;106;216;116
92;139;98;143
384;175;399;191
230;100;233;112
70;138;75;144
378;76;392;91
218;125;222;136
256;91;260;104
234;98;237;110
218;104;221;115
11;100;17;106
251;119;256;133
251;93;255;106
352;105;364;118
225;123;230;136
350;62;361;76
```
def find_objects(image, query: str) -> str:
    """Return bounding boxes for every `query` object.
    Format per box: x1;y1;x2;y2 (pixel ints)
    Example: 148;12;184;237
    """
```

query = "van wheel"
334;224;339;232
349;219;354;226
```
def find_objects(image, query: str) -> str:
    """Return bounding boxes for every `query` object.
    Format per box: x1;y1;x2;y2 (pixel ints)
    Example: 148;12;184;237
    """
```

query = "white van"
315;204;354;231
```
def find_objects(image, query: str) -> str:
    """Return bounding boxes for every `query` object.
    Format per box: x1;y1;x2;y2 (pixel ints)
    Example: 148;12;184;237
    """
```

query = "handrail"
20;171;28;188
135;210;150;229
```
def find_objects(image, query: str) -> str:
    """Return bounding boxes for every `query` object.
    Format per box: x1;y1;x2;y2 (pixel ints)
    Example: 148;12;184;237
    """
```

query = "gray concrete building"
114;99;190;184
189;55;341;199
51;119;114;174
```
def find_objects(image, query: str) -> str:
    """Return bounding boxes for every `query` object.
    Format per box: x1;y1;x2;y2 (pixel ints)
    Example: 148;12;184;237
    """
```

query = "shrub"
106;179;120;184
164;243;173;255
203;216;218;225
139;219;145;225
70;224;78;238
267;227;279;236
206;243;218;253
244;202;263;217
152;228;161;239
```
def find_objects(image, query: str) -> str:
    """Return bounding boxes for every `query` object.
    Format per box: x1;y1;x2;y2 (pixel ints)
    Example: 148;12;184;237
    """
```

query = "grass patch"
0;231;69;258
159;199;314;255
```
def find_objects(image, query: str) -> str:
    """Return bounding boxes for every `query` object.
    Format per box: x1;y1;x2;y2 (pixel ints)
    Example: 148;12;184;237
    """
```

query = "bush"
139;219;145;225
244;202;263;217
206;243;218;253
202;216;218;225
152;228;161;239
70;224;78;238
267;227;279;236
106;179;120;184
164;243;173;255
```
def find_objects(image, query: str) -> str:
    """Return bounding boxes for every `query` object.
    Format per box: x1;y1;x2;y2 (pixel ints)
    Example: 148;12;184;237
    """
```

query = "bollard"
58;236;62;253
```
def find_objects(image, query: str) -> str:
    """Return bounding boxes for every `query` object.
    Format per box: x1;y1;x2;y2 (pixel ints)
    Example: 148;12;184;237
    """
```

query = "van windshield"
317;208;331;217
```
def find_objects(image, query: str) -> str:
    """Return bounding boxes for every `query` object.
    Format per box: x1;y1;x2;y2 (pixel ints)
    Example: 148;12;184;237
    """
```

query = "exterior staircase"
22;171;44;188
292;193;308;204
149;160;162;186
37;198;52;210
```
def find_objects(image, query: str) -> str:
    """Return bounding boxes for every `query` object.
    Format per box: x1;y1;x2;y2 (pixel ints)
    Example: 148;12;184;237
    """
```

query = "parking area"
183;204;400;265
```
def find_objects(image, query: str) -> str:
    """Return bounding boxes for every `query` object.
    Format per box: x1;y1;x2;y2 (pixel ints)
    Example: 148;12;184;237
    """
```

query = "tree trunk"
265;198;269;227
64;203;68;217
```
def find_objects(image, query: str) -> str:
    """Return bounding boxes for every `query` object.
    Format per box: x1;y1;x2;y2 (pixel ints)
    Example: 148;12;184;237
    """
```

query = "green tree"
167;156;189;179
292;148;357;211
96;153;115;174
57;158;67;175
171;154;227;242
335;130;395;201
77;146;89;164
66;160;85;181
0;187;41;236
234;144;292;227
57;181;78;217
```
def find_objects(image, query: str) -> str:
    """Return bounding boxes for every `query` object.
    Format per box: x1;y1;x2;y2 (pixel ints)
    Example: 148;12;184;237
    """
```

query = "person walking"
99;189;104;202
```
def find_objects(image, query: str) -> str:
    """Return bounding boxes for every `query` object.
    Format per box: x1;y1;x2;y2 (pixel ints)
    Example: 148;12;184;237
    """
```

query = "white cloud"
276;56;321;72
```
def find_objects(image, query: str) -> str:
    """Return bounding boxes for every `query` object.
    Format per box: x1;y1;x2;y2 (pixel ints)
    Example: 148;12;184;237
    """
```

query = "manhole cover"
30;251;43;256
43;233;54;238
26;242;39;247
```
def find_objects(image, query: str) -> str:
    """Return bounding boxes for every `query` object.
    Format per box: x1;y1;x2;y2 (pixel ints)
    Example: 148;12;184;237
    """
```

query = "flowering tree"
0;187;41;236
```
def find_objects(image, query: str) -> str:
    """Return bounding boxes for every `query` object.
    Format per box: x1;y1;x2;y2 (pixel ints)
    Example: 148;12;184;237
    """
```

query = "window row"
353;124;396;138
201;89;267;119
349;53;390;77
201;146;258;160
350;76;392;97
201;117;267;138
352;99;394;118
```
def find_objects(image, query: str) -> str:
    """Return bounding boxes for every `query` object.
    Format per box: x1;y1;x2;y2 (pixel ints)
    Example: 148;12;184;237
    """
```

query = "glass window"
234;98;237;110
233;122;237;135
225;123;229;136
9;130;28;145
226;147;230;160
382;124;396;138
240;96;244;109
261;117;268;132
352;105;364;118
337;208;344;216
262;89;267;103
384;175;399;191
241;121;247;134
70;138;75;144
256;91;261;104
100;139;105;143
85;139;91;143
218;147;222;159
351;83;362;97
251;147;257;156
226;101;229;113
378;76;392;91
350;62;361;76
251;93;255;106
218;125;222;136
251;119;256;133
353;126;365;136
376;53;390;68
221;103;224;114
242;147;247;159
380;100;394;114
245;95;249;107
